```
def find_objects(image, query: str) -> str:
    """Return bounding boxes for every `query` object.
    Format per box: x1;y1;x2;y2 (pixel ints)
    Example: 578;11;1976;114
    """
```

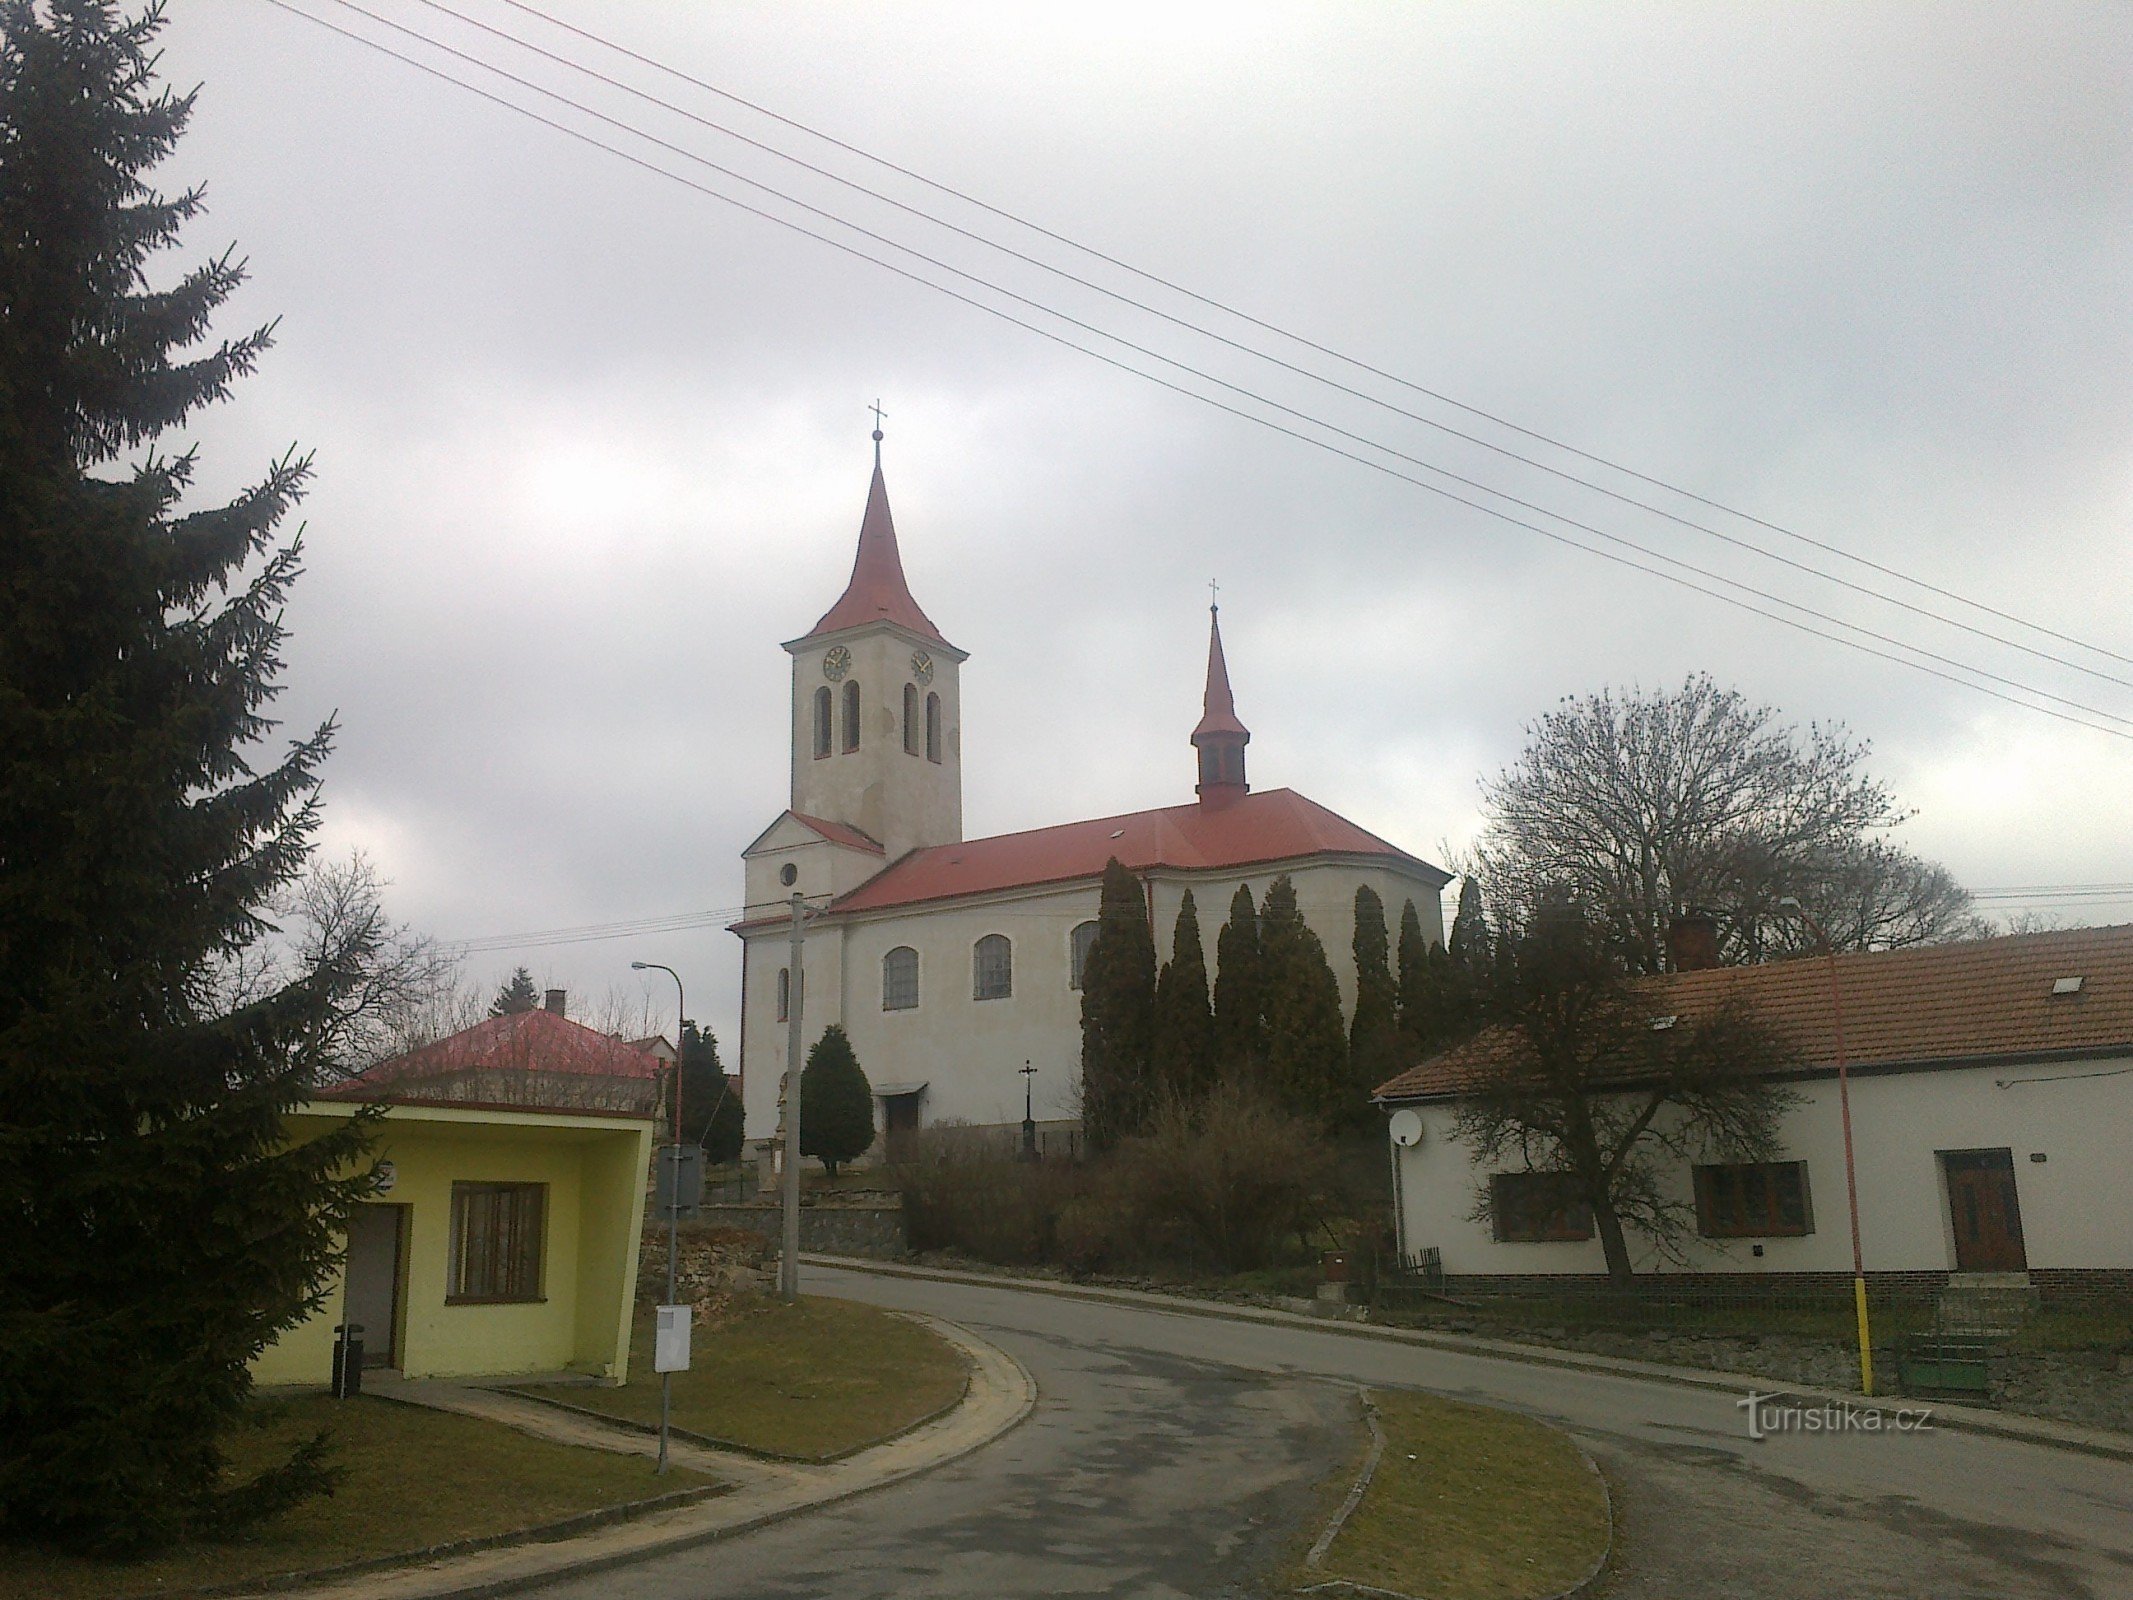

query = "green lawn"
522;1294;970;1461
1304;1389;1610;1600
0;1393;715;1600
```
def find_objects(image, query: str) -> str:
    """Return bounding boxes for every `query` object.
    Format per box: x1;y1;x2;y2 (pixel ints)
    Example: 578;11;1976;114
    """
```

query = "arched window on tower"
973;934;1012;1001
842;679;861;752
902;683;919;755
925;691;942;764
813;688;832;760
882;946;919;1011
776;966;790;1022
1069;920;1100;990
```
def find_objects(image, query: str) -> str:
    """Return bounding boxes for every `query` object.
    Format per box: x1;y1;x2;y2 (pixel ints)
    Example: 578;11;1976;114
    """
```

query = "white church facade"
733;451;1450;1153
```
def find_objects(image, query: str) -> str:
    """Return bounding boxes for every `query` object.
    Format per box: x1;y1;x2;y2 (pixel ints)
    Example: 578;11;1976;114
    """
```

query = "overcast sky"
148;1;2131;1052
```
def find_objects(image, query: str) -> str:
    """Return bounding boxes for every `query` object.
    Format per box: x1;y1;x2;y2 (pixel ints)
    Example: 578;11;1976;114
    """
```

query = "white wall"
1392;1055;2133;1275
787;625;963;861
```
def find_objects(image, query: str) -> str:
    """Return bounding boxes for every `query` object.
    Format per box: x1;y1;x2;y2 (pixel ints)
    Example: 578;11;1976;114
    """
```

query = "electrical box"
654;1304;692;1374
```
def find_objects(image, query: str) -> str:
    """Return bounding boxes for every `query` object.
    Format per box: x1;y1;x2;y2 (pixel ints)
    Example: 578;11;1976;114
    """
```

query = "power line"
487;0;2133;680
269;0;2133;742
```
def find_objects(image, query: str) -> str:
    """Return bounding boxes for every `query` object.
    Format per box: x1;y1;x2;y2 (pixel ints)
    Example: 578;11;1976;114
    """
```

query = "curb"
806;1253;2133;1464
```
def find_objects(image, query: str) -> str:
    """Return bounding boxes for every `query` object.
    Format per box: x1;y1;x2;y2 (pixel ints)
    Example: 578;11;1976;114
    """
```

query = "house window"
1695;1161;1813;1238
925;691;942;763
776;967;790;1022
973;934;1012;1000
1489;1172;1594;1243
903;683;919;755
883;946;919;1011
812;687;832;759
1069;920;1100;989
448;1182;546;1303
842;680;861;752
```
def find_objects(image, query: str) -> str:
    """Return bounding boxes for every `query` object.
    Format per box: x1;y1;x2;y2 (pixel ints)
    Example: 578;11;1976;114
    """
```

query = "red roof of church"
1192;607;1250;742
813;788;1446;918
796;465;952;647
791;812;887;854
1375;923;2133;1102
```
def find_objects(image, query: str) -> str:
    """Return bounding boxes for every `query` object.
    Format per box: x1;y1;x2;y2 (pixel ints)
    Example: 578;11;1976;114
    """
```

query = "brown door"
1943;1150;2027;1272
882;1093;921;1164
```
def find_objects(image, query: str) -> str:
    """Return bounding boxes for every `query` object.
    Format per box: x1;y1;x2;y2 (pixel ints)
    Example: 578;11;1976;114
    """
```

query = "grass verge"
522;1294;970;1461
0;1393;714;1600
1299;1389;1609;1600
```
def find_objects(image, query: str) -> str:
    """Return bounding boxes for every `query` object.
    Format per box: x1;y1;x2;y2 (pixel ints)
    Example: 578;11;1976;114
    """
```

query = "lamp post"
1776;899;1873;1396
630;960;685;1471
1019;1060;1038;1162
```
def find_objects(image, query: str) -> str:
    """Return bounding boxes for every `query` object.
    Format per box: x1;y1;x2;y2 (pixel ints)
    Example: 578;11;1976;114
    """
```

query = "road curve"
537;1265;2133;1599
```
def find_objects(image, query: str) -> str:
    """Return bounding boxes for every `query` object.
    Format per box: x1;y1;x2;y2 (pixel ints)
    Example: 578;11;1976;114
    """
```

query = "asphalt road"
535;1266;2133;1600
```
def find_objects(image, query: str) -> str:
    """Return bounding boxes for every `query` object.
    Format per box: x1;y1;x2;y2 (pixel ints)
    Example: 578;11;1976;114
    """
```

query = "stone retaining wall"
696;1200;908;1259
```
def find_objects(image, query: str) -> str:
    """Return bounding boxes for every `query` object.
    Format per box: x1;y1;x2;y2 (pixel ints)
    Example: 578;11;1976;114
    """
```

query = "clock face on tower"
821;646;852;682
910;650;934;685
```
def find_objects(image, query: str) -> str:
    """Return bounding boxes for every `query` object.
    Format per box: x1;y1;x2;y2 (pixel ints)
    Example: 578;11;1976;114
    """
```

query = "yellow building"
253;1098;654;1387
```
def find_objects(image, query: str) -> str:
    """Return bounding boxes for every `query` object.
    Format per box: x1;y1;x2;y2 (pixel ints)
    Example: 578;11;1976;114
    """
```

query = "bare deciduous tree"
1471;675;1983;972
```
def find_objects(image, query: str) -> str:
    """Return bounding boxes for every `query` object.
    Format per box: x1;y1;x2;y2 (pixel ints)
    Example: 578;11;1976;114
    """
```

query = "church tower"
782;442;966;860
1191;604;1250;808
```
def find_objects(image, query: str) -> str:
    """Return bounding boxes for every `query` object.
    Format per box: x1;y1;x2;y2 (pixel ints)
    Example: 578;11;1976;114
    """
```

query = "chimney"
1667;913;1720;972
544;989;567;1016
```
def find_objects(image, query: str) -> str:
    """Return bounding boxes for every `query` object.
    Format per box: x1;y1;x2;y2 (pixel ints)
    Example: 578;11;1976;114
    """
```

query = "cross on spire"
1208;577;1220;611
869;398;887;466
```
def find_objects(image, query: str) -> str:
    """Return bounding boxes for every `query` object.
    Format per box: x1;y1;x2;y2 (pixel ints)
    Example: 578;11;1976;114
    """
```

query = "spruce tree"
0;3;374;1552
1395;898;1429;1052
1348;885;1403;1107
1150;889;1215;1101
799;1024;874;1177
1448;876;1491;977
1078;857;1156;1150
1211;882;1266;1072
489;965;541;1016
677;1021;744;1164
1257;876;1349;1124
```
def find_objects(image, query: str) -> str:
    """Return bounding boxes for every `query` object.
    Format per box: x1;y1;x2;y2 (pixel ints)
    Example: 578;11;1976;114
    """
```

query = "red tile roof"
795;466;951;647
1375;923;2133;1102
791;812;886;854
330;1009;665;1115
815;787;1446;918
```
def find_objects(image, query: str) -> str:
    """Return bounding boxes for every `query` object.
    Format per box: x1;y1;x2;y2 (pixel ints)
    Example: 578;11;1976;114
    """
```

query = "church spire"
1191;603;1250;806
798;438;952;648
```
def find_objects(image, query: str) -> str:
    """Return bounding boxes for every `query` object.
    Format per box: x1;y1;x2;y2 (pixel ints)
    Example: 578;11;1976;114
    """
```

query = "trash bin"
332;1323;366;1399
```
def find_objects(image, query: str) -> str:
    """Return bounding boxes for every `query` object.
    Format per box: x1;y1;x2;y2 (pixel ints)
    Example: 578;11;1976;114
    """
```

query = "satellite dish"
1388;1109;1425;1149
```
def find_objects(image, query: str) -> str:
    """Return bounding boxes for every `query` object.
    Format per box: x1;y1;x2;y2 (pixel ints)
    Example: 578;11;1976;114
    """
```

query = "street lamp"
1776;898;1874;1396
630;959;686;1471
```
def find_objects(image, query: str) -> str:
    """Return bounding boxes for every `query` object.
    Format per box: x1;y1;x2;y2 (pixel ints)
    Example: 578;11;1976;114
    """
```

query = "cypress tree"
1211;882;1266;1072
1395;898;1429;1052
678;1021;744;1165
1258;876;1348;1123
0;4;375;1552
489;965;541;1015
1151;889;1215;1100
799;1024;874;1177
1079;858;1156;1149
1449;876;1491;978
1348;885;1403;1106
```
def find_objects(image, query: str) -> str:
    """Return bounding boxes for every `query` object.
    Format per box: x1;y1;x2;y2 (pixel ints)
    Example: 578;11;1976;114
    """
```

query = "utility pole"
780;892;805;1302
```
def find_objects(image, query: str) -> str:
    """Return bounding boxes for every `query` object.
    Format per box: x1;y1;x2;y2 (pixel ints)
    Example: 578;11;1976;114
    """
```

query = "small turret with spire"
1191;602;1250;807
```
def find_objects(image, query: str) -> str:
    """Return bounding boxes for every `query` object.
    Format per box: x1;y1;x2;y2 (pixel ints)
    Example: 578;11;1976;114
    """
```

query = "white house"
1377;923;2133;1300
734;449;1450;1152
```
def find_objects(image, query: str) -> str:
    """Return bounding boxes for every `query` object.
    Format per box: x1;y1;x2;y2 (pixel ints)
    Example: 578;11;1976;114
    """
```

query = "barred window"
1695;1161;1813;1238
903;683;920;755
842;680;862;752
448;1182;546;1303
883;946;919;1011
812;687;832;759
925;692;943;764
973;934;1013;1001
1069;920;1100;990
1489;1172;1593;1243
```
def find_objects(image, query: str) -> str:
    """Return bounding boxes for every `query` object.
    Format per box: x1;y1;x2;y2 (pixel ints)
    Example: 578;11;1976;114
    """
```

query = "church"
733;446;1450;1155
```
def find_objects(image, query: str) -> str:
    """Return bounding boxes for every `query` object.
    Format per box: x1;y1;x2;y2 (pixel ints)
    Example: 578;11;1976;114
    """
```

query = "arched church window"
1069;920;1100;990
973;934;1012;1001
925;692;942;764
776;966;790;1022
842;680;861;752
902;683;919;755
882;946;919;1011
813;688;832;760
